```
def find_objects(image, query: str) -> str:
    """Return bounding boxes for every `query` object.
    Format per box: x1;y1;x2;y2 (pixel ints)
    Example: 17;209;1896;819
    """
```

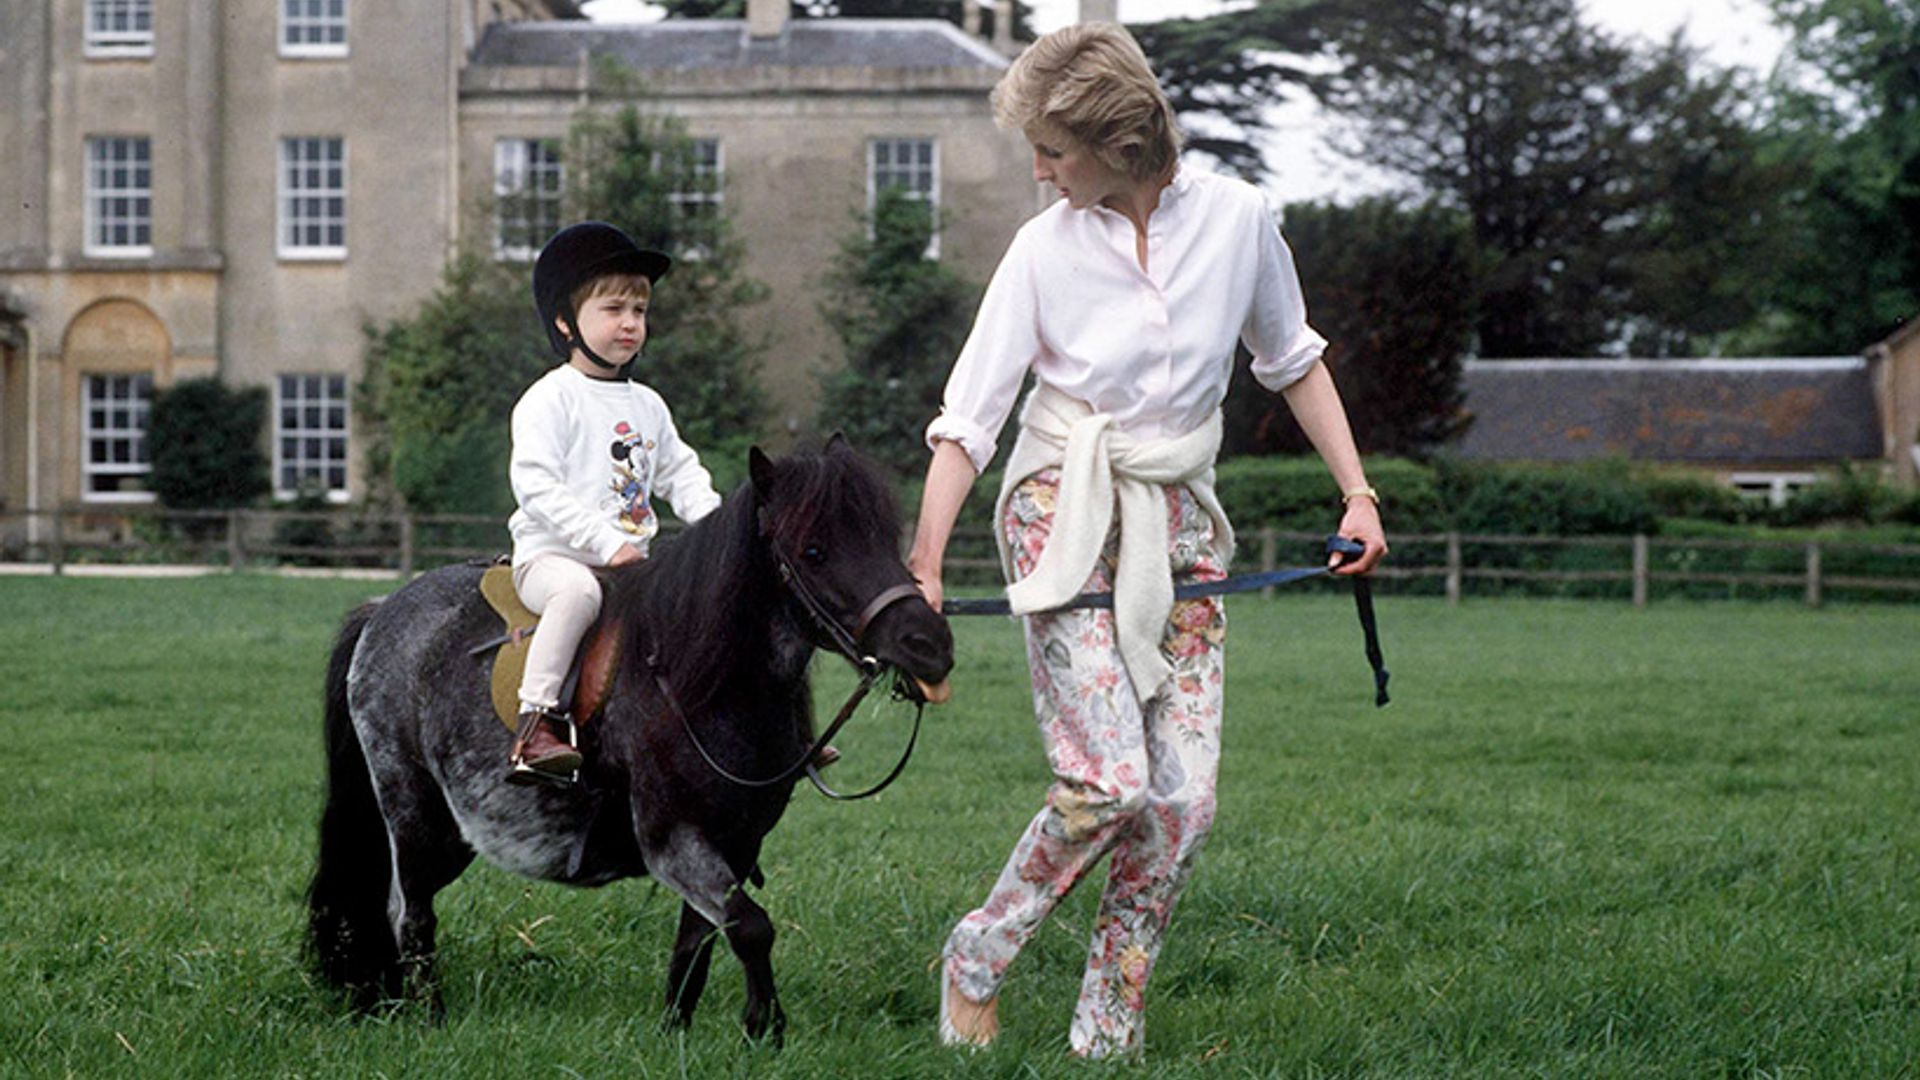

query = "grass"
0;575;1916;1077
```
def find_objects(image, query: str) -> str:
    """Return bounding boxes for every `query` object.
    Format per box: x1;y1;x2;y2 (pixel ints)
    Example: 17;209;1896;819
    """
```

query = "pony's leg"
720;885;785;1043
663;900;721;1028
647;829;786;1044
379;796;475;1018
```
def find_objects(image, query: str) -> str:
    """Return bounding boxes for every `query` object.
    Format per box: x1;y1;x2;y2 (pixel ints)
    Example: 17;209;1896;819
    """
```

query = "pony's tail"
305;599;399;1007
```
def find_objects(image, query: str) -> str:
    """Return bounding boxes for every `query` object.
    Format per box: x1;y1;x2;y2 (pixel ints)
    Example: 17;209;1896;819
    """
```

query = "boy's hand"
609;543;644;567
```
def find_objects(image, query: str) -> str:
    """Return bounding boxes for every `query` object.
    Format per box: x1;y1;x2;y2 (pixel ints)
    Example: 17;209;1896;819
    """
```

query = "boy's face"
563;286;648;377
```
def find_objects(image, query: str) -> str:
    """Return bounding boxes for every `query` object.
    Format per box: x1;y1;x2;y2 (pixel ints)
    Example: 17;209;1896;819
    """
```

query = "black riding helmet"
532;222;672;369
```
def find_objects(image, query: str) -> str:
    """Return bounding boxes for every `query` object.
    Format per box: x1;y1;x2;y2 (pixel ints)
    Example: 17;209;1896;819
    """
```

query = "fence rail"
3;507;1917;606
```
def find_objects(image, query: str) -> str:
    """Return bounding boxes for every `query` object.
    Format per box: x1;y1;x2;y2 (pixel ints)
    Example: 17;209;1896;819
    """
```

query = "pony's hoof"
742;1003;787;1048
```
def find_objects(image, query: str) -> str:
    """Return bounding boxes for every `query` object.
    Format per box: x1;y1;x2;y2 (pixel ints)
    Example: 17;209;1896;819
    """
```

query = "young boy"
506;221;722;786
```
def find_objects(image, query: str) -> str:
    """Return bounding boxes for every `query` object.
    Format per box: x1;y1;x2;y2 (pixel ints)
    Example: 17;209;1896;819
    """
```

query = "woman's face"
1026;127;1126;211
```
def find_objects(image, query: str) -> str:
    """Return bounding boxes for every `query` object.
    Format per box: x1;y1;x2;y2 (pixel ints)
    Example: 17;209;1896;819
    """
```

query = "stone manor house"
0;0;1043;533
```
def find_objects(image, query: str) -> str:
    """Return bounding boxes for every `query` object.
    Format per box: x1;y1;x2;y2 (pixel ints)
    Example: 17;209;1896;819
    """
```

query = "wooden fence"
3;507;1918;606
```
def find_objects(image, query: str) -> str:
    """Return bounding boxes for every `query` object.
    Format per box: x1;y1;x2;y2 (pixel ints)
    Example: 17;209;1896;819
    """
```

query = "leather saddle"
476;564;623;733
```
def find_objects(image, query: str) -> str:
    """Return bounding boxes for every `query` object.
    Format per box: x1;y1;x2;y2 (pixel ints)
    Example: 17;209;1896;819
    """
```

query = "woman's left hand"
1330;498;1388;575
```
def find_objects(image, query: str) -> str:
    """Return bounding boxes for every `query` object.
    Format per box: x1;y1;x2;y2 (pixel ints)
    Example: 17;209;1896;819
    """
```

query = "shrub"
1214;455;1443;533
1641;471;1754;524
1766;464;1915;528
1433;458;1661;536
148;378;270;510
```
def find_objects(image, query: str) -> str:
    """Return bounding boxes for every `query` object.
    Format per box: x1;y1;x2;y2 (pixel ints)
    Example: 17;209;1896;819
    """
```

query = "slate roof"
471;19;1010;71
1456;358;1884;465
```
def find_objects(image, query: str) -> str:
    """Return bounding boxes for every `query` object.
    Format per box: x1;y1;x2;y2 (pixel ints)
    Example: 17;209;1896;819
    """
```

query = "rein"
943;535;1391;708
649;508;928;801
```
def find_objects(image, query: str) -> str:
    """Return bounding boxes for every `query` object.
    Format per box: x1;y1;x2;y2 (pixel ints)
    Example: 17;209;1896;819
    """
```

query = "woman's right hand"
608;543;644;567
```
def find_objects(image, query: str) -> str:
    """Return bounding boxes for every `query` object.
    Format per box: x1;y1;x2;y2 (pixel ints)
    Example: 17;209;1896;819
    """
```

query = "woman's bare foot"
940;972;998;1047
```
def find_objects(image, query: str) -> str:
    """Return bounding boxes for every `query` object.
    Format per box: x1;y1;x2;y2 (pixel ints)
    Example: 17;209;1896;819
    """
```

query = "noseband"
649;504;931;801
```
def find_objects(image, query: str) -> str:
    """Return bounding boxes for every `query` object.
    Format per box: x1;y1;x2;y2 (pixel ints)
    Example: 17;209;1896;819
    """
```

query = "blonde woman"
908;23;1388;1058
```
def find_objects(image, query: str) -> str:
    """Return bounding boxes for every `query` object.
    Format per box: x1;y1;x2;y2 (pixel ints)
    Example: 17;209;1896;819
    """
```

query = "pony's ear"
748;445;776;499
824;431;851;455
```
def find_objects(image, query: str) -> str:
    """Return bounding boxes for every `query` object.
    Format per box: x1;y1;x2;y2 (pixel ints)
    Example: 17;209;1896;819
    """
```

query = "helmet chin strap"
563;312;625;372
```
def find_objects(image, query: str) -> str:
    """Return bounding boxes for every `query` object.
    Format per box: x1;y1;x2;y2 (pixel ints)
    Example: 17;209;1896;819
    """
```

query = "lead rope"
943;535;1389;708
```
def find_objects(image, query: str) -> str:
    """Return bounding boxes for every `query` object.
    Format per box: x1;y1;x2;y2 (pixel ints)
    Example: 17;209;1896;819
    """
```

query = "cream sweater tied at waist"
993;384;1236;703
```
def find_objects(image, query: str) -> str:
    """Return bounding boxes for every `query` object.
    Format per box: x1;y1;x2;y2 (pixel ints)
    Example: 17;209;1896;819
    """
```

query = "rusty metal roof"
1456;358;1883;465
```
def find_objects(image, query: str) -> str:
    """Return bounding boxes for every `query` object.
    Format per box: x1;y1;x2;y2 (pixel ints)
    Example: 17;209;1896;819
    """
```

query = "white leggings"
511;553;603;714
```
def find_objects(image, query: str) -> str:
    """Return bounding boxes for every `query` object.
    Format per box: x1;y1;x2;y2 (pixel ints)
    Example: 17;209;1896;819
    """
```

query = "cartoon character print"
608;421;658;541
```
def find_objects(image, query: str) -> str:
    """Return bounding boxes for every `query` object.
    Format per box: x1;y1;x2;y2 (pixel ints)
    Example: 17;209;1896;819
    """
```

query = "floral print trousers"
944;469;1227;1059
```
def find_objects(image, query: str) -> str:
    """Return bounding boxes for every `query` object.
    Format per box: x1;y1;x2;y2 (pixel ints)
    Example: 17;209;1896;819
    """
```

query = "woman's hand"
608;543;644;568
911;561;945;613
1330;498;1387;575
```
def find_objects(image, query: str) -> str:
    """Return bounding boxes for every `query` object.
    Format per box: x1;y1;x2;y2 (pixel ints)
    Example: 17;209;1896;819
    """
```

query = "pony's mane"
603;444;902;712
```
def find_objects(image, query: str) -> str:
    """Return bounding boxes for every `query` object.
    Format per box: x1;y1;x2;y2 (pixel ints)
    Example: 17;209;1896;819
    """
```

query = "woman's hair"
569;272;651;313
990;23;1181;182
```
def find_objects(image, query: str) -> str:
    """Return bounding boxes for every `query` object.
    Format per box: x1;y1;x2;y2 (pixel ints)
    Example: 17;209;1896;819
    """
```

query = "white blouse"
926;168;1327;473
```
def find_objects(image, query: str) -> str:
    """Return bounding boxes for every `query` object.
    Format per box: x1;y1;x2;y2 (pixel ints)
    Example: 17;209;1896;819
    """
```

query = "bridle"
648;504;931;801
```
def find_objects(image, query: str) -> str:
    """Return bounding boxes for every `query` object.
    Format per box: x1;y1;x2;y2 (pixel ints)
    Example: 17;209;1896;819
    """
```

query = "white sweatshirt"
508;364;722;568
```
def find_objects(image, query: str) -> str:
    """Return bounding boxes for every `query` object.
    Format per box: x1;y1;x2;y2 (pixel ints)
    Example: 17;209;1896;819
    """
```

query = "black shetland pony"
306;440;952;1041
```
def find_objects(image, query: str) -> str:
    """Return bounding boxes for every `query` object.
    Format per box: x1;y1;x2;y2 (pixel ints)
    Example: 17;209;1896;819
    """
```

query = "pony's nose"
895;627;954;683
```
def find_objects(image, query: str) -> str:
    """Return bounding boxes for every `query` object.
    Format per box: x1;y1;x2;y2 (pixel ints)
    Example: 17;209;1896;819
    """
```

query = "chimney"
962;0;981;37
1078;0;1118;22
993;0;1013;51
748;0;787;39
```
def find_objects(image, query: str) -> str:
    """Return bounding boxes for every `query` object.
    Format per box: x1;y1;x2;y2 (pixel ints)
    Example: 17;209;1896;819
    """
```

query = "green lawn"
1;575;1916;1077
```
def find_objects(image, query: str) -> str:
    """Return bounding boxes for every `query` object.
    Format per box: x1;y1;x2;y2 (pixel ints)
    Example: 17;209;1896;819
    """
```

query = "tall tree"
358;255;547;513
1224;198;1477;458
565;78;769;453
1307;0;1786;357
1129;3;1325;181
815;187;980;477
1735;0;1920;352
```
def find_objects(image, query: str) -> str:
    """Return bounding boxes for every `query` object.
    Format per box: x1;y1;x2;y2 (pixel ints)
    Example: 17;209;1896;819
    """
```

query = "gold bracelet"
1341;486;1380;506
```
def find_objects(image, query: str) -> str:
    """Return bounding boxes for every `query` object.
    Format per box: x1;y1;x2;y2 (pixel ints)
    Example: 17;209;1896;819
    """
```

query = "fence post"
1445;531;1461;606
1632;534;1649;608
49;508;65;576
1259;527;1276;598
399;514;415;577
1805;541;1822;608
226;510;244;569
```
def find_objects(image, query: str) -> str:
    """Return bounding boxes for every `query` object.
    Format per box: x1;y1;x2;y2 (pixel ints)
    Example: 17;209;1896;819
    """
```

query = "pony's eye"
802;544;826;565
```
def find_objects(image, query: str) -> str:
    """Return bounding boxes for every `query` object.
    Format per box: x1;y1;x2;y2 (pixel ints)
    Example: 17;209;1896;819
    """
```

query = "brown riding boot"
508;708;582;786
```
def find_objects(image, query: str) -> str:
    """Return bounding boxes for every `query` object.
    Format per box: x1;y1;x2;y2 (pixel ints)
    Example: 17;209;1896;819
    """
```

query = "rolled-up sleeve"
1243;211;1327;393
926;230;1042;474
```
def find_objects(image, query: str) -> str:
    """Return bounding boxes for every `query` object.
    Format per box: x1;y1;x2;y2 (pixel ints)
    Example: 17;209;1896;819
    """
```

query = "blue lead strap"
942;535;1390;708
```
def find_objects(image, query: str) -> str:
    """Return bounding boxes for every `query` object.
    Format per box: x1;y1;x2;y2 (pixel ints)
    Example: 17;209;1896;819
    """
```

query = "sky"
581;0;1792;203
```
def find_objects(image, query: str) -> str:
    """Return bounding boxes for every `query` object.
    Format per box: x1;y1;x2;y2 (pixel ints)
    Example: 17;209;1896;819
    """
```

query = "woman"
908;23;1388;1059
